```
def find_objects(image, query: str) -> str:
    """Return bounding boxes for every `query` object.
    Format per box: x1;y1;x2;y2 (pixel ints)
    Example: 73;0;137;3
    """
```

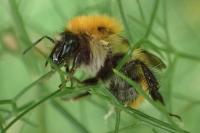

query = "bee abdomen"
108;59;164;107
109;77;138;103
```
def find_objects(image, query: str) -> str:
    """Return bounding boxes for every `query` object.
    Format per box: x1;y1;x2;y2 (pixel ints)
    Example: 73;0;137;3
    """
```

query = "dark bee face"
50;32;79;65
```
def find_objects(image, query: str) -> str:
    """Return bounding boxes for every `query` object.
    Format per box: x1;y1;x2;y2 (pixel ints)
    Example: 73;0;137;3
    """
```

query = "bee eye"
50;32;79;65
64;38;77;51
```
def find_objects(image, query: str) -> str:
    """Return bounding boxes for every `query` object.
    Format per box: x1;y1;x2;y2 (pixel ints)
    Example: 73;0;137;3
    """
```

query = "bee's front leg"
60;78;98;101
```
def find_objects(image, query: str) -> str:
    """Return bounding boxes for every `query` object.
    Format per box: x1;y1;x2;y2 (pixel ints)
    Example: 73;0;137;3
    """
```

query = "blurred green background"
0;0;200;133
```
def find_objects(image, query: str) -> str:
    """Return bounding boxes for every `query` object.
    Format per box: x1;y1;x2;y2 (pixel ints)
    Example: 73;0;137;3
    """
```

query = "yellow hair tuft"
67;15;122;36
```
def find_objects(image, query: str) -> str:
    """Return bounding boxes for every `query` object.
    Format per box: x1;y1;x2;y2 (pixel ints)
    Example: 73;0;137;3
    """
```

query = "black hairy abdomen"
108;59;141;103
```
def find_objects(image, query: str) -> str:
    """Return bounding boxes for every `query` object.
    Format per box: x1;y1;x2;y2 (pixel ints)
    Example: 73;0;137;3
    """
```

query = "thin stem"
173;93;200;103
162;0;173;49
165;58;178;111
0;108;11;114
0;100;13;105
136;0;146;24
2;89;61;132
37;84;48;133
128;15;168;46
0;100;17;110
14;71;55;101
98;87;189;133
176;52;200;61
35;48;67;89
114;109;121;133
8;0;31;47
116;39;144;70
144;0;160;38
107;123;138;133
20;118;38;128
116;0;133;42
51;100;89;133
8;0;41;72
116;0;160;70
124;108;186;133
162;0;175;111
144;40;200;62
152;128;159;133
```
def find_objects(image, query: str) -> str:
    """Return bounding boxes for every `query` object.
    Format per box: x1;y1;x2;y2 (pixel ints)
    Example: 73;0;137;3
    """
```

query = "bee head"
50;32;79;65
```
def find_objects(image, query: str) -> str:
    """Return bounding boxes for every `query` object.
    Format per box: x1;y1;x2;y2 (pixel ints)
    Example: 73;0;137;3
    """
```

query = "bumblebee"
30;16;166;108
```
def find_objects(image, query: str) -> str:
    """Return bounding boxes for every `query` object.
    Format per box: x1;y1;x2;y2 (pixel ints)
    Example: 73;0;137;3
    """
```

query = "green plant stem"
35;48;67;89
116;0;133;42
130;0;200;63
14;70;55;101
0;108;11;114
144;0;159;38
124;107;183;133
116;0;160;70
2;89;61;132
98;87;189;133
146;40;200;61
20;118;38;128
51;100;89;133
37;84;48;133
8;0;41;72
107;123;138;133
114;109;121;133
128;15;168;46
162;0;173;49
116;39;144;70
176;52;200;61
0;100;17;110
0;100;14;105
152;128;159;133
136;0;146;24
162;0;175;111
165;58;177;111
8;0;31;48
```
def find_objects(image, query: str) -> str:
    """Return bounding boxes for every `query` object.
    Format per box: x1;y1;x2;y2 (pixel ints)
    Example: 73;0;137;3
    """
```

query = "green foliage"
0;0;200;133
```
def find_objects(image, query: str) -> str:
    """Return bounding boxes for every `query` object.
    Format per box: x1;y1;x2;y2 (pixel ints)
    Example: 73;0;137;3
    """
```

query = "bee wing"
108;35;165;70
132;48;166;70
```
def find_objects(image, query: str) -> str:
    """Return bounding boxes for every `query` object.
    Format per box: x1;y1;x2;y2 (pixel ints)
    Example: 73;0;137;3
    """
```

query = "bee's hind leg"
136;60;165;104
123;59;165;104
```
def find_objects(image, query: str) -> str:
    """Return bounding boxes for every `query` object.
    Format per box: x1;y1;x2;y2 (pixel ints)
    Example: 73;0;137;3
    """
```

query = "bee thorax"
79;39;110;77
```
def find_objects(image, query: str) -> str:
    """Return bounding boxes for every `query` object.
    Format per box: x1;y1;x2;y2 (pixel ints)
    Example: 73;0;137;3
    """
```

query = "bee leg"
61;91;91;101
67;78;98;100
23;36;55;55
137;61;182;120
81;78;98;85
123;60;164;104
136;60;165;105
72;91;91;100
61;78;98;101
68;71;98;86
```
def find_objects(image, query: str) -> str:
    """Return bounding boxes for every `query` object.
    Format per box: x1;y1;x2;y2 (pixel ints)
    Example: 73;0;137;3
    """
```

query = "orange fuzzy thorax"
67;16;122;37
